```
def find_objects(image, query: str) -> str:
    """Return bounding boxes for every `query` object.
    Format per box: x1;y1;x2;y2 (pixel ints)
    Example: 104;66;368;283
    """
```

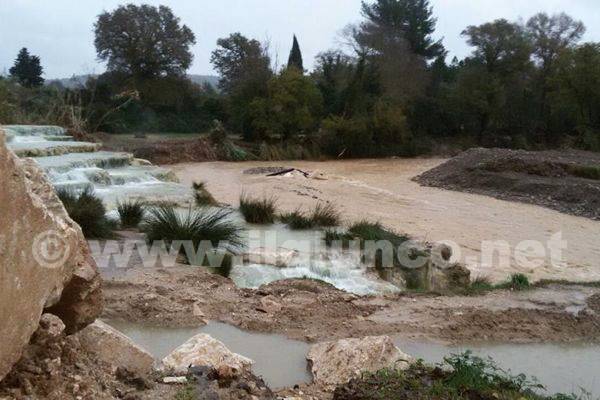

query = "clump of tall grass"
310;203;341;227
280;209;315;230
116;199;145;228
280;203;341;230
347;221;410;247
141;206;243;270
500;273;531;291
193;181;218;206
57;187;116;239
239;193;277;224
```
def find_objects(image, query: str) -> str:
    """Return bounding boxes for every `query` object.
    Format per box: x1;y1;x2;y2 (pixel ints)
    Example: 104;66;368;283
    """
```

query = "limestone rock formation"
0;130;102;381
77;320;155;375
162;333;253;375
307;336;412;387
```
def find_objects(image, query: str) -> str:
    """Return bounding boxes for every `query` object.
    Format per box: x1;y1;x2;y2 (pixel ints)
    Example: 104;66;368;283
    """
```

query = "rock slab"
0;129;102;381
77;320;155;375
307;336;412;387
162;333;253;375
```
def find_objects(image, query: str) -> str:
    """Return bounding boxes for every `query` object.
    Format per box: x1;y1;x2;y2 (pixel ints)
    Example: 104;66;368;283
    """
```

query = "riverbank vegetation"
57;188;116;238
239;193;278;224
334;352;585;400
2;1;600;158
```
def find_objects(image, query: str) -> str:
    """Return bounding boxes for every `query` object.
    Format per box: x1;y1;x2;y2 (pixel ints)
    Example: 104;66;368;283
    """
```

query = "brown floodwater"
171;159;600;283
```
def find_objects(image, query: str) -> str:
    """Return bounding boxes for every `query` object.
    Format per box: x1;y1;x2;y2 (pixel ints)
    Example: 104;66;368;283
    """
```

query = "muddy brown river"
171;159;600;283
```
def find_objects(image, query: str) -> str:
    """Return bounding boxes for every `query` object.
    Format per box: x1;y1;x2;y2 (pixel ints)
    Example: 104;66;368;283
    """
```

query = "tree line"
2;0;600;156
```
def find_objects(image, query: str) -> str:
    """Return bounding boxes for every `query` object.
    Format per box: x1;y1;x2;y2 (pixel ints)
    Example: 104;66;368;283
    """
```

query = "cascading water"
4;125;399;295
3;125;194;208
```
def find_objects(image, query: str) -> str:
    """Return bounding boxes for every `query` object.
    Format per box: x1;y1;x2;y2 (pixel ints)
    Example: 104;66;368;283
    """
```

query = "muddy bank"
170;159;600;283
101;266;600;345
415;147;600;220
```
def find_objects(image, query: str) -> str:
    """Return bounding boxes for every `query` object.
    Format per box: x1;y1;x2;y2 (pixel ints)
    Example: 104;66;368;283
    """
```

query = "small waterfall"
4;125;194;208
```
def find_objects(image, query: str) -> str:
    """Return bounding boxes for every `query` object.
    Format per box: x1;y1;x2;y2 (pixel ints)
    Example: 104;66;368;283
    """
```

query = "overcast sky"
1;0;600;79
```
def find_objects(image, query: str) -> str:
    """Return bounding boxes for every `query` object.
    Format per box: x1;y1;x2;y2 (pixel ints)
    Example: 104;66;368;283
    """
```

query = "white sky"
1;0;599;79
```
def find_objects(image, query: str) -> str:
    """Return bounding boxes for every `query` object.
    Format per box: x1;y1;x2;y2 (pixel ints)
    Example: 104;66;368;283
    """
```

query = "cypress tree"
9;48;44;88
287;35;304;72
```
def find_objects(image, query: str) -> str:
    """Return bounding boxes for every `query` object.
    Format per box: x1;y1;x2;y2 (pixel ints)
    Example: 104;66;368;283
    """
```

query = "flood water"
107;321;311;389
107;320;600;395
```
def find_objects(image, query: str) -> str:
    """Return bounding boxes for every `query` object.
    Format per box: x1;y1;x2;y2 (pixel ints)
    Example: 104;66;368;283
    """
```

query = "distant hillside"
46;74;220;90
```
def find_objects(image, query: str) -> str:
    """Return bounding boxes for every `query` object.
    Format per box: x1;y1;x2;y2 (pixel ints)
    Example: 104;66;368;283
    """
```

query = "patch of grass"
567;164;600;180
192;181;218;206
498;273;531;291
280;203;341;230
333;352;581;400
347;221;410;247
463;276;495;295
280;209;315;230
116;199;145;228
141;206;244;266
57;187;116;239
239;193;277;224
310;203;341;227
174;384;196;400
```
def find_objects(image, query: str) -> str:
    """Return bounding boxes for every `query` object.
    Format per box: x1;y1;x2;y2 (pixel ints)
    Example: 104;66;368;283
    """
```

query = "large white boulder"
307;336;412;387
0;129;102;381
77;320;156;375
162;333;253;375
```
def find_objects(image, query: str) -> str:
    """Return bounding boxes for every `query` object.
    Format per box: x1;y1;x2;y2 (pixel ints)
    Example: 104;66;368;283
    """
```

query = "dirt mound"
415;148;600;220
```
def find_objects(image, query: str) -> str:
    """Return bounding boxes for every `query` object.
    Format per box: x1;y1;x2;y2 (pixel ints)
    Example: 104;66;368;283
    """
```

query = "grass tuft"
116;199;145;228
141;205;243;267
57;187;116;239
239;193;277;224
280;209;315;230
499;273;531;291
310;203;341;227
280;203;342;230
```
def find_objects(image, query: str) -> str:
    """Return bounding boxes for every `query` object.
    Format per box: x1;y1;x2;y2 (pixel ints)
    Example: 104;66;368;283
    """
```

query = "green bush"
504;273;531;291
239;193;277;224
116;199;145;228
57;188;115;238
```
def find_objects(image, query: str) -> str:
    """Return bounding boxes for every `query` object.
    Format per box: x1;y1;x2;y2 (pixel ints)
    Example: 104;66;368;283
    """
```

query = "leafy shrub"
57;187;115;238
193;181;218;206
116;199;145;228
239;193;277;224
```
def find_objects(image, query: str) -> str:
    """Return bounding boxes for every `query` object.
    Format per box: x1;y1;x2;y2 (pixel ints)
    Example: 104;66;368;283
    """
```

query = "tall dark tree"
94;4;196;79
9;48;44;88
211;33;272;139
287;35;304;71
359;0;444;60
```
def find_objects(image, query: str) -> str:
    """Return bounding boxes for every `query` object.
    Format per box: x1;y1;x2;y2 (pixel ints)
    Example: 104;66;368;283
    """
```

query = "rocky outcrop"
162;333;253;376
0;130;102;381
77;320;155;375
307;336;412;387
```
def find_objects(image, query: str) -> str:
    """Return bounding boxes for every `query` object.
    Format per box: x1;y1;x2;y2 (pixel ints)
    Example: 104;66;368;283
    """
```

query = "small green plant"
567;164;600;180
310;202;341;227
192;181;218;206
174;383;197;400
141;206;244;266
116;199;145;228
239;193;277;224
57;187;116;239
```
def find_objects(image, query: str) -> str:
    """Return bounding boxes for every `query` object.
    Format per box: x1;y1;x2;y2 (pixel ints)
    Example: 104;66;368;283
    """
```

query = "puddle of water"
107;321;311;389
106;320;599;395
396;340;600;396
